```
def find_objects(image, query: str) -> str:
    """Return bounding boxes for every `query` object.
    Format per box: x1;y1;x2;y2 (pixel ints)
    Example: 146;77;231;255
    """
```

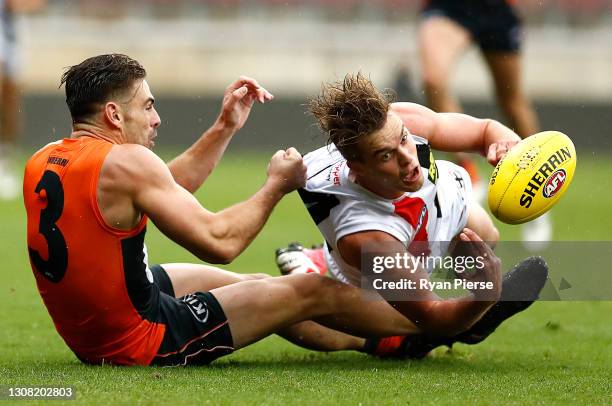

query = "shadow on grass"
180;349;564;374
5;344;582;379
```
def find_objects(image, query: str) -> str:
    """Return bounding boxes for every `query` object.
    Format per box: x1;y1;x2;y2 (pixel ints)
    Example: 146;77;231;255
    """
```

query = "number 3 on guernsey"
27;170;68;283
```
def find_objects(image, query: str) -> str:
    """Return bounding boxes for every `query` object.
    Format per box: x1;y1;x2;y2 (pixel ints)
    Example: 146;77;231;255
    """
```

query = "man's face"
351;112;424;196
120;79;161;148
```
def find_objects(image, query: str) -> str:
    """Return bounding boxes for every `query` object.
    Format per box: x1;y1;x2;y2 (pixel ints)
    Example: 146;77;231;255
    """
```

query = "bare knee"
422;73;460;112
290;273;331;297
499;94;521;116
422;73;448;96
498;92;535;121
285;273;340;314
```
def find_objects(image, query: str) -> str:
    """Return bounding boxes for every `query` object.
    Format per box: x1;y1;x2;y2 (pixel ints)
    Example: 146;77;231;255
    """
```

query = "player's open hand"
486;139;520;166
218;76;274;131
267;147;307;194
456;228;502;301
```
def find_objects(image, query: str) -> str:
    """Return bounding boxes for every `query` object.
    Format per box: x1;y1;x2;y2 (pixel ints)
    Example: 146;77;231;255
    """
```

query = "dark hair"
308;72;394;161
60;54;147;123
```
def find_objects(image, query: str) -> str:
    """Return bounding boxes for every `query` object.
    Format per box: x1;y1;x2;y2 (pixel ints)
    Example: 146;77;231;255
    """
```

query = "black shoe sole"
275;242;304;257
400;256;550;354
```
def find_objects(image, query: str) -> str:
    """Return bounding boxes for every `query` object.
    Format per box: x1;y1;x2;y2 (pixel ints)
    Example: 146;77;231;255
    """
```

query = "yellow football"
488;131;577;224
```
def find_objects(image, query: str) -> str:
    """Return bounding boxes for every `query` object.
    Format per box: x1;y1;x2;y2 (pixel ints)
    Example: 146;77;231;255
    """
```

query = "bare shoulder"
390;102;437;139
101;144;172;191
97;144;176;230
106;143;164;166
337;230;405;268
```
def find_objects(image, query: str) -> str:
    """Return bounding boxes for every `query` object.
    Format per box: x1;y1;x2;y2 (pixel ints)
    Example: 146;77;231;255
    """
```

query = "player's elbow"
194;246;235;265
209;255;233;266
193;220;242;265
217;244;242;264
179;178;199;194
199;242;240;265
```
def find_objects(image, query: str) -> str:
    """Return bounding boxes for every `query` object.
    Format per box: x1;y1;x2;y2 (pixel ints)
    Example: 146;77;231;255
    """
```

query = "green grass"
1;151;611;405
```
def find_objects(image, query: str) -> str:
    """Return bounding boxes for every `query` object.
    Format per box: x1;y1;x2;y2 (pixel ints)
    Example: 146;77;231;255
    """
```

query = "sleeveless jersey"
23;137;165;366
299;136;469;285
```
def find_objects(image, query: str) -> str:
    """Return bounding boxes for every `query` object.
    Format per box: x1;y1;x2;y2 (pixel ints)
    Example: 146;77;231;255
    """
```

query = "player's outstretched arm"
390;102;520;165
337;230;501;337
167;76;274;193
111;145;303;264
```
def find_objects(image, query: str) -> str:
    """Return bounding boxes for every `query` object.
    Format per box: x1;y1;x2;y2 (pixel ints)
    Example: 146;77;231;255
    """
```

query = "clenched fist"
267;147;307;194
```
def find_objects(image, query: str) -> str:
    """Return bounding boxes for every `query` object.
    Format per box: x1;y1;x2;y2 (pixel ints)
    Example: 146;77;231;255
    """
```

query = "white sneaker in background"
275;243;328;276
0;154;20;201
521;213;553;252
0;169;20;200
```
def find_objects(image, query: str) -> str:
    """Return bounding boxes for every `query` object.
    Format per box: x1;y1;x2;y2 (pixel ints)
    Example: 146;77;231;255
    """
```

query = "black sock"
360;338;380;354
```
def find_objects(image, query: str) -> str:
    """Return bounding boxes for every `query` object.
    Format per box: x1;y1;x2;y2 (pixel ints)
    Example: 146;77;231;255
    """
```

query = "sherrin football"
488;131;576;225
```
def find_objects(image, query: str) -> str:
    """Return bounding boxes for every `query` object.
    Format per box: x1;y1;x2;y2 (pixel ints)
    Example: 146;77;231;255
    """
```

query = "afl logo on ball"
543;169;567;198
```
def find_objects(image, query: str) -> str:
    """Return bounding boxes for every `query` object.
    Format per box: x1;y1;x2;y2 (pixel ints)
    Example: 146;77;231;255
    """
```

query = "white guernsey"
298;135;473;286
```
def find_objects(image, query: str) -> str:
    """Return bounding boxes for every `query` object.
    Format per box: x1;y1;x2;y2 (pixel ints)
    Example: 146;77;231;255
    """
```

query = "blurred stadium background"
15;0;612;153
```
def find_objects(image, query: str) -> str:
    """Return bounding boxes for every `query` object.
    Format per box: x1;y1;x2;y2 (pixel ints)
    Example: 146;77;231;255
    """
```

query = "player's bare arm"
167;76;274;192
337;229;501;336
98;143;305;264
390;102;521;165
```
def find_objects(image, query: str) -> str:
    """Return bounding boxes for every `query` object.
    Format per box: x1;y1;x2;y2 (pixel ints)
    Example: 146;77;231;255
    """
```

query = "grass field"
1;151;611;405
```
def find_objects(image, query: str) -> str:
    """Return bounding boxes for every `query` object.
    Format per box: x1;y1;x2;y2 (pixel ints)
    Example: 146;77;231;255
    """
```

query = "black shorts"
422;0;522;53
148;265;234;367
